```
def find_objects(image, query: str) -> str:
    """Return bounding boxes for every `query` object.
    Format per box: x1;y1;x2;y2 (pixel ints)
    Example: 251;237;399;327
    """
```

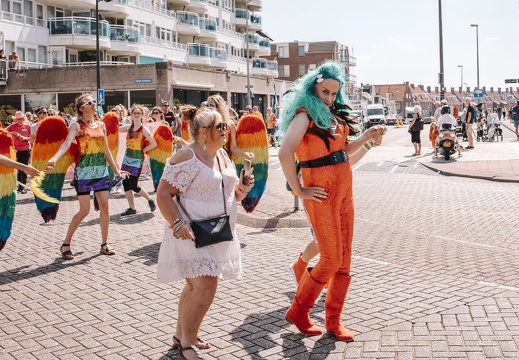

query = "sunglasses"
152;111;160;115
81;99;97;107
207;103;217;108
214;122;228;132
38;111;47;115
132;111;142;115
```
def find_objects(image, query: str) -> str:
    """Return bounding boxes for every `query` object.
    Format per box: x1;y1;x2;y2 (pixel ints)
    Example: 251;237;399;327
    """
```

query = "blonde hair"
207;95;230;124
190;109;221;141
128;104;145;138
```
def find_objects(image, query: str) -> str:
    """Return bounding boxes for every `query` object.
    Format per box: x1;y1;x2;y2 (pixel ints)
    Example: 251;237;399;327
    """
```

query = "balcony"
185;0;209;14
234;9;262;31
98;0;130;17
339;55;356;67
345;73;357;84
209;48;228;69
198;19;218;40
1;10;47;27
257;37;271;56
109;26;141;53
177;11;200;36
168;0;190;6
48;17;110;50
251;58;278;77
187;43;211;66
244;34;260;52
235;0;262;11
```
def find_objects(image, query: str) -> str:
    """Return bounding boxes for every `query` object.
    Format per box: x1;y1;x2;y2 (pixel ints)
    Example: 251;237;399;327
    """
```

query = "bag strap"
176;151;227;221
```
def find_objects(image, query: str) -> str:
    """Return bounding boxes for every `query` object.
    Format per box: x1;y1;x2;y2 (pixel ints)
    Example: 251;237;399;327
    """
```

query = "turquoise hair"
281;61;349;133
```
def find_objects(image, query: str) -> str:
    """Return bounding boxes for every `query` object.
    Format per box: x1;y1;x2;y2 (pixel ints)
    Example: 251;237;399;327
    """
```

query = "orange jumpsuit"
296;112;353;282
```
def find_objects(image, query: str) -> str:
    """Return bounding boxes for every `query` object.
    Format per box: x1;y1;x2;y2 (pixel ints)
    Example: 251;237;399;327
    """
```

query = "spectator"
162;101;177;131
8;51;19;70
6;111;32;193
408;105;424;156
252;106;264;121
30;106;48;144
464;97;475;149
512;101;519;140
265;107;278;148
150;106;165;124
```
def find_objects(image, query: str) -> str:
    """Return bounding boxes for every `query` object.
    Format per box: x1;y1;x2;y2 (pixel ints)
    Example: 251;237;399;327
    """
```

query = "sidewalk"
238;125;519;229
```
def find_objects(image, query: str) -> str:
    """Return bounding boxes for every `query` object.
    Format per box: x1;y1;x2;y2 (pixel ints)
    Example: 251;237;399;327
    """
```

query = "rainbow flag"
102;111;120;182
148;124;174;191
32;116;77;222
0;129;17;251
233;114;269;213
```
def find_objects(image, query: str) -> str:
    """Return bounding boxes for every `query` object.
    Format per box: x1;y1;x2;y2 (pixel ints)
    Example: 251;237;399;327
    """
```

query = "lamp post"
457;65;463;92
245;0;251;107
96;0;111;104
470;24;480;89
438;0;445;100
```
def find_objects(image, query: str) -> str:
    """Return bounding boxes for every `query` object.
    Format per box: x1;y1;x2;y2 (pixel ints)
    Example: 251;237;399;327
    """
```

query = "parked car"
385;114;398;126
423;116;434;124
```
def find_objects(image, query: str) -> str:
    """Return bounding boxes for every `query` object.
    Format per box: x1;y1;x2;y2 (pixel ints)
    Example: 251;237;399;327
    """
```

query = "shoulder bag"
177;154;233;248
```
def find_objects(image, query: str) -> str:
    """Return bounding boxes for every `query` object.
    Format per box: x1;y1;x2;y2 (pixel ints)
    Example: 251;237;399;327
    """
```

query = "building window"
298;45;305;56
278;46;288;58
308;64;316;71
299;64;306;76
387;93;392;99
279;65;290;78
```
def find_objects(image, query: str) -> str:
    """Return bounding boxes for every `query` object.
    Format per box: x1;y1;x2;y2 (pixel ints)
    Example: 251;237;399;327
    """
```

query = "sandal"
100;243;115;255
173;335;210;350
60;243;74;260
179;345;203;360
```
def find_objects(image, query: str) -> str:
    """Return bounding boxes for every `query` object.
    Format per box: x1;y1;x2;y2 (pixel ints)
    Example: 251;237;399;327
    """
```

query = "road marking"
389;165;398;173
355;217;378;224
414;162;419;168
352;255;391;266
430;235;495;248
377;162;384;167
352;162;365;171
477;281;519;292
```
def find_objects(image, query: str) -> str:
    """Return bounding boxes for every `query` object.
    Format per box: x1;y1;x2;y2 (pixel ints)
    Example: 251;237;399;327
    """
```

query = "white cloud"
357;54;371;60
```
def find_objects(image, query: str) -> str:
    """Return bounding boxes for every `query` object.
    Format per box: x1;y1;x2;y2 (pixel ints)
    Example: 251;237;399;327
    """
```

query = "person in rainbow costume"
46;94;123;260
279;61;385;342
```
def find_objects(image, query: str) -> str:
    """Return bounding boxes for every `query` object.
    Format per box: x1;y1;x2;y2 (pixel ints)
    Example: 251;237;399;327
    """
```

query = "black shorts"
411;130;421;144
267;128;276;135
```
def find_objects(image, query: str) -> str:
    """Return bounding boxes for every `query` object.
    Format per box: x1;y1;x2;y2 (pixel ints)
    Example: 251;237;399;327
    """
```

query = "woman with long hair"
119;104;158;216
279;62;384;342
46;93;122;259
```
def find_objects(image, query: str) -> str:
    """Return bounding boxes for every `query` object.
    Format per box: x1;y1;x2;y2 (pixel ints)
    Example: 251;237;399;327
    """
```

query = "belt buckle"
331;152;339;163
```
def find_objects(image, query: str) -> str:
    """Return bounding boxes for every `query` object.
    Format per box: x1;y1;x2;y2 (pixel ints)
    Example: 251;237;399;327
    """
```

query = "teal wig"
281;61;349;133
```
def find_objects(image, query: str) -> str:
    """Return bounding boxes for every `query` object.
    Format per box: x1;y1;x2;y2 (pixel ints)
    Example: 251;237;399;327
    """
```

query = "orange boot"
290;253;307;284
285;269;326;335
325;274;354;342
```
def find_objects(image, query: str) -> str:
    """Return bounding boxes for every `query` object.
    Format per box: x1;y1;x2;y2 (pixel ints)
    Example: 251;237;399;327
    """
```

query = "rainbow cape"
102;111;120;182
31;116;78;222
148;124;174;191
181;121;190;142
0;129;17;251
232;114;269;213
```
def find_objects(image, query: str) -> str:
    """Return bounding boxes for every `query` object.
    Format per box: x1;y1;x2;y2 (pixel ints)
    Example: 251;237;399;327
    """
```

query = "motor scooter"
436;123;458;161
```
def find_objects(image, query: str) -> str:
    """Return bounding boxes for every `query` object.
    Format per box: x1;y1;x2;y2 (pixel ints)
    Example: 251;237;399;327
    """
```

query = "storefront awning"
173;81;214;89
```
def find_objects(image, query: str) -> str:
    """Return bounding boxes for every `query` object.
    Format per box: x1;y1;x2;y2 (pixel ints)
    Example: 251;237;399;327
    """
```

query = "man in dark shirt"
161;101;177;132
464;97;475;149
512;101;519;140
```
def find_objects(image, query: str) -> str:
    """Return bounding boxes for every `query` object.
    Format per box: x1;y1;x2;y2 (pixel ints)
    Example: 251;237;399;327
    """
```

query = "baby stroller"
476;122;488;142
487;124;503;142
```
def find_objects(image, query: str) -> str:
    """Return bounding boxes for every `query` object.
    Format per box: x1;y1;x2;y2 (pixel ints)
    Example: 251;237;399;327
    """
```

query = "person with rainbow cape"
279;61;385;342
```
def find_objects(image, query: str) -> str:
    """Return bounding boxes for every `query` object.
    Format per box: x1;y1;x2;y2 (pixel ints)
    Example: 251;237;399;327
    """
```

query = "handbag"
177;154;233;248
413;117;424;131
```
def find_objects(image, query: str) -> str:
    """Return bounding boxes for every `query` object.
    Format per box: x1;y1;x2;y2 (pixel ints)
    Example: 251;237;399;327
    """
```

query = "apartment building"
0;0;283;120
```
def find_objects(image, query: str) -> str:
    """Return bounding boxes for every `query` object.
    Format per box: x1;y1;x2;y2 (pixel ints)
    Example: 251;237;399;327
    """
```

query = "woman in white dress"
156;108;254;360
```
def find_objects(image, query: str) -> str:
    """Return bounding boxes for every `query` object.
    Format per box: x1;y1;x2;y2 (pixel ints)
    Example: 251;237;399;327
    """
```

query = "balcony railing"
252;59;278;71
1;10;47;27
48;17;109;37
199;19;217;31
235;9;262;24
210;48;228;60
258;37;270;48
110;25;140;43
126;0;176;18
338;55;356;66
345;73;357;83
177;11;200;26
188;43;210;57
246;34;259;44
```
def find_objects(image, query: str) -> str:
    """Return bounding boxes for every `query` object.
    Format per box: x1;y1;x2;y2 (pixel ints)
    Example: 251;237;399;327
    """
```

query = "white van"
366;104;385;128
405;107;415;124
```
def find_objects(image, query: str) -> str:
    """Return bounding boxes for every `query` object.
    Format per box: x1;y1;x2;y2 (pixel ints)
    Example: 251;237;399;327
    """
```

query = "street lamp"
96;0;111;105
437;0;445;100
245;0;252;107
470;24;480;89
457;65;463;92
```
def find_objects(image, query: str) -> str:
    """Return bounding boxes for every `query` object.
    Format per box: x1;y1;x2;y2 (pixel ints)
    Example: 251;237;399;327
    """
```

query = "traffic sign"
473;88;483;99
505;79;519;84
98;88;105;105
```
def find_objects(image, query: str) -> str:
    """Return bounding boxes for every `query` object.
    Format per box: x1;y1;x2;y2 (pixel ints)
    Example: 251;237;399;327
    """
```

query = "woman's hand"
24;165;41;177
298;186;327;203
46;159;56;171
174;223;195;241
244;152;254;161
238;167;255;193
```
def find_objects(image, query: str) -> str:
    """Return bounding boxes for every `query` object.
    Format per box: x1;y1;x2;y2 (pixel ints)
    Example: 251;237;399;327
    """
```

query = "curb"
236;210;309;229
421;162;519;183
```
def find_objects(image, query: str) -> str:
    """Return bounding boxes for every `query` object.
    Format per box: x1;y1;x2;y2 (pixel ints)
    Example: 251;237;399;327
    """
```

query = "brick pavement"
3;134;519;359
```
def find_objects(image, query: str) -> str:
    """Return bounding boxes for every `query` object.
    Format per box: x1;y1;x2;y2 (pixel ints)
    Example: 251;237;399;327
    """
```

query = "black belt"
300;150;349;168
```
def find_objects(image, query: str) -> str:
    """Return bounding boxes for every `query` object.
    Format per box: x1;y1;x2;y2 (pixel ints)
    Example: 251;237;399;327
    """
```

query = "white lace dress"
156;149;242;283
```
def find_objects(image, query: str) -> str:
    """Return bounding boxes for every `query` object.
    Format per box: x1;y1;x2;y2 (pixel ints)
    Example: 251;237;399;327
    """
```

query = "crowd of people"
1;61;389;360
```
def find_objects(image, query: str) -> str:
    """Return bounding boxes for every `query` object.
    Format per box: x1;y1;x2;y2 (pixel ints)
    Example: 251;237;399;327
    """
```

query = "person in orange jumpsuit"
279;62;384;342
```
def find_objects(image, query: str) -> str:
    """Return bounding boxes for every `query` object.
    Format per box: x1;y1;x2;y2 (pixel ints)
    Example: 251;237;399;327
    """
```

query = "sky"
261;0;519;91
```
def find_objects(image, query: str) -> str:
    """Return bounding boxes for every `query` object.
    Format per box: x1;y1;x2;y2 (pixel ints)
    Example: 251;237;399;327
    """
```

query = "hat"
441;99;448;105
12;111;24;120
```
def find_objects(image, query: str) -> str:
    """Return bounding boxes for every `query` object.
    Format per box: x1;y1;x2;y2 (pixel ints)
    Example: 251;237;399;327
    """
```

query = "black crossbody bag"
177;155;233;248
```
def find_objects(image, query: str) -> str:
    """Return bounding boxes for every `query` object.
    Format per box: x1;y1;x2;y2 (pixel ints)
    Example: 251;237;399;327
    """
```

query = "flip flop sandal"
178;345;203;360
173;335;210;350
60;243;74;260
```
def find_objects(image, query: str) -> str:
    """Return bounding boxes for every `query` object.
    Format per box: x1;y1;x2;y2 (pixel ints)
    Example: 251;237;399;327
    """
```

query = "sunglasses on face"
38;111;47;115
207;103;217;108
152;111;160;115
81;99;97;107
214;122;228;131
132;111;142;115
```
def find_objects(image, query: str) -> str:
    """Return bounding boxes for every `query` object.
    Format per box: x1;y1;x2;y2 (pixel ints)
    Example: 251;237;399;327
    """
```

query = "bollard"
294;196;299;211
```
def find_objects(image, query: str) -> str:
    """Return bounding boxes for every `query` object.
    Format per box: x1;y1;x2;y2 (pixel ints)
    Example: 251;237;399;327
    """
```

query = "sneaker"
121;208;137;216
148;200;157;212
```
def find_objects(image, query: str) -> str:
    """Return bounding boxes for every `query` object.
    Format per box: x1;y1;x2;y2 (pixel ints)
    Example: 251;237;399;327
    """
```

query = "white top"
156;148;242;283
437;114;457;131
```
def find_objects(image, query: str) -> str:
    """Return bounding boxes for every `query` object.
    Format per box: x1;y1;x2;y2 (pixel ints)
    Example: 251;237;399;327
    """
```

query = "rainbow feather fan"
148;124;174;191
232;114;269;213
31;116;78;222
102;111;120;182
181;121;190;142
0;129;17;251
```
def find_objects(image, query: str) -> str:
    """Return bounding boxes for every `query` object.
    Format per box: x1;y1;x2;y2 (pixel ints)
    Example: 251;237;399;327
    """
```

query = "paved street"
2;125;519;359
